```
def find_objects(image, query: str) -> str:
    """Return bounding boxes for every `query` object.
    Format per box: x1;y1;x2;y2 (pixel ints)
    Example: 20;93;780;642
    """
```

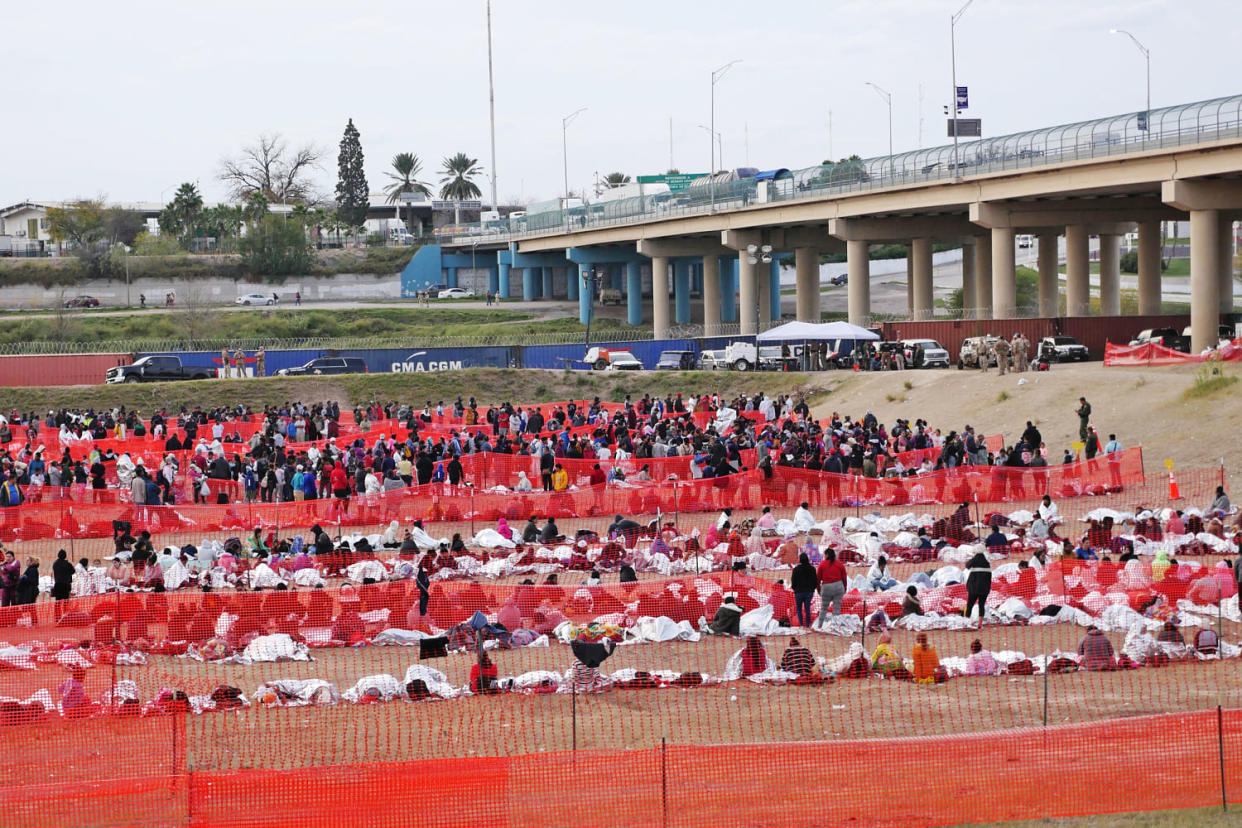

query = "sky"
4;0;1239;208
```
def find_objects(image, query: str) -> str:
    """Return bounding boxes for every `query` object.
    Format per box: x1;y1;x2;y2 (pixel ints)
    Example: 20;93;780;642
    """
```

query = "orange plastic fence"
1104;339;1242;366
0;447;1149;542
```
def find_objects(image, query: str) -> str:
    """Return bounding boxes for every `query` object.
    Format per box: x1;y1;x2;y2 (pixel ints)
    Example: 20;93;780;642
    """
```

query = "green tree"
242;191;270;228
46;200;110;276
102;208;144;247
132;231;183;256
158;182;204;245
196;204;244;247
335;118;369;229
602;172;631;188
438;152;483;201
383;152;431;203
46;200;105;247
666;168;681;175
239;215;313;280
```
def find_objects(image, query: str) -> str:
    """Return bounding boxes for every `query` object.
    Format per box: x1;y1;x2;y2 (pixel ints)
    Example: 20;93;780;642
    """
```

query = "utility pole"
710;59;742;212
669;117;674;171
486;0;499;212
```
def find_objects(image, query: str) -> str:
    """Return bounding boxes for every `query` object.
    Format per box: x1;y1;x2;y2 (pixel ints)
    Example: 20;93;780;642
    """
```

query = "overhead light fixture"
746;244;758;255
761;244;772;254
747;256;759;265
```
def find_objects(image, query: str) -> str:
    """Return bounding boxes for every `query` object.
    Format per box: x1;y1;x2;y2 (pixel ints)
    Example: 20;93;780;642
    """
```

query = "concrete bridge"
407;95;1242;353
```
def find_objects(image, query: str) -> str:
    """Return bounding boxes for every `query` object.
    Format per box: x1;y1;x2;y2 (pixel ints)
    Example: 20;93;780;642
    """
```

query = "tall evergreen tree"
335;118;369;228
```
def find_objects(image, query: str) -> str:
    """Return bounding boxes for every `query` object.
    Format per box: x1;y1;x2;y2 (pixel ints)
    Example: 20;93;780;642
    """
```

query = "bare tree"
176;286;219;350
218;134;323;204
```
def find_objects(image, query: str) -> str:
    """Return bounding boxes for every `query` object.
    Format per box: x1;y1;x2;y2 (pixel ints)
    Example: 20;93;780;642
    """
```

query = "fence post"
661;736;669;828
571;681;578;753
1219;705;1228;812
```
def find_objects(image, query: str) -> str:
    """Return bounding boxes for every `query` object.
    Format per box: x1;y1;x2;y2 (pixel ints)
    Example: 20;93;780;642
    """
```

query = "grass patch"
1133;377;1147;389
0;369;828;414
1183;363;1238;400
885;393;906;403
0;247;417;290
0;307;638;346
997;390;1011;402
903;380;913;391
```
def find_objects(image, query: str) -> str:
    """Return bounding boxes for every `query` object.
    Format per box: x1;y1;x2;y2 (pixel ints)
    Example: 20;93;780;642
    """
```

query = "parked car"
829;274;848;286
106;356;212;384
1130;327;1189;353
1181;325;1235;348
235;293;275;306
437;287;474;299
1038;335;1090;362
958;335;1002;369
584;347;643;371
655;350;697;370
276;357;369;376
697;349;727;370
63;295;100;308
900;338;951;368
599;288;623;305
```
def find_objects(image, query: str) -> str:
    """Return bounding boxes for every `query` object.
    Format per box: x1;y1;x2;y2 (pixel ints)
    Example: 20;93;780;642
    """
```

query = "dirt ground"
811;362;1238;487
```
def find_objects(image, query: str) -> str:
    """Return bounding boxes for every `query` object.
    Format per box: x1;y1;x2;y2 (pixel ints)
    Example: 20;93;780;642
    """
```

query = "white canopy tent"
755;321;879;342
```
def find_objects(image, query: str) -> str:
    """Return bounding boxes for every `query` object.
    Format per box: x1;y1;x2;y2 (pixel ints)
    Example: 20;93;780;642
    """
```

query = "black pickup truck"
106;356;213;384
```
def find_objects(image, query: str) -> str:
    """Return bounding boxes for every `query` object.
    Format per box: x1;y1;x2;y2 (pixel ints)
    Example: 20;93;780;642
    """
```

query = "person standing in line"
790;552;819;628
0;550;19;607
963;550;992;623
220;347;230;379
815;548;847;625
51;549;74;616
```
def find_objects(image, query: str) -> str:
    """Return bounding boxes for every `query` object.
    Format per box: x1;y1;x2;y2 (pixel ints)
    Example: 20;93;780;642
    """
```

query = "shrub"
133;232;185;257
240;216;314;281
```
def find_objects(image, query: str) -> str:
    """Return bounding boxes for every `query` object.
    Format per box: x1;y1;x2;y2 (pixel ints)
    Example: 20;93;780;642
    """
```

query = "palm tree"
384;153;431;203
602;172;631;189
438;153;484;201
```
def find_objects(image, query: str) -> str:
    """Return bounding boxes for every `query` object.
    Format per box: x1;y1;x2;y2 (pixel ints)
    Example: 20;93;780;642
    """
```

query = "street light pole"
486;0;499;213
864;82;893;179
562;107;587;201
1110;28;1151;140
950;0;975;173
710;59;742;212
698;125;722;171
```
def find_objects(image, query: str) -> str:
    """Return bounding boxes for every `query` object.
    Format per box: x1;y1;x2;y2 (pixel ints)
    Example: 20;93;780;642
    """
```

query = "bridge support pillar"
498;262;511;300
757;258;771;326
1065;225;1090;317
445;267;457;288
846;240;870;326
1219;215;1235;314
652;257;670;340
567;266;578;301
961;239;976;314
522;267;539;301
795;247;819;322
974;233;993;318
1190;210;1222;352
991;227;1016;319
1137;220;1162;315
768;260;781;321
720;256;737;323
488;264;500;296
905;246;914;316
701;254;722;335
739;254;758;334
626;262;643;326
543;267;554;298
1037;232;1059;317
912;237;934;320
674;259;691;325
1098;233;1121;316
578;265;593;324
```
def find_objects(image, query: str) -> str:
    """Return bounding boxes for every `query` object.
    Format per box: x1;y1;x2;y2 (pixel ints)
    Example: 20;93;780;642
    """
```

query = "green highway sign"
636;173;705;191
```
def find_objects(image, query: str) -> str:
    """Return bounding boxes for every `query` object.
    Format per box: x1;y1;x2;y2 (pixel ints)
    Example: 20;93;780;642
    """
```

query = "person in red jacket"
470;651;498;694
815;548;848;625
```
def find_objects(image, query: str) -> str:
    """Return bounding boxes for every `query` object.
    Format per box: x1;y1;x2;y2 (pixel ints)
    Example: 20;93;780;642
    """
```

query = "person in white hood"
792;502;816;533
1038;495;1058;523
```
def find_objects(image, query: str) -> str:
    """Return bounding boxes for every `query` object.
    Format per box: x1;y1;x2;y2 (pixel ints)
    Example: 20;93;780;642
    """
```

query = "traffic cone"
1168;471;1181;500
